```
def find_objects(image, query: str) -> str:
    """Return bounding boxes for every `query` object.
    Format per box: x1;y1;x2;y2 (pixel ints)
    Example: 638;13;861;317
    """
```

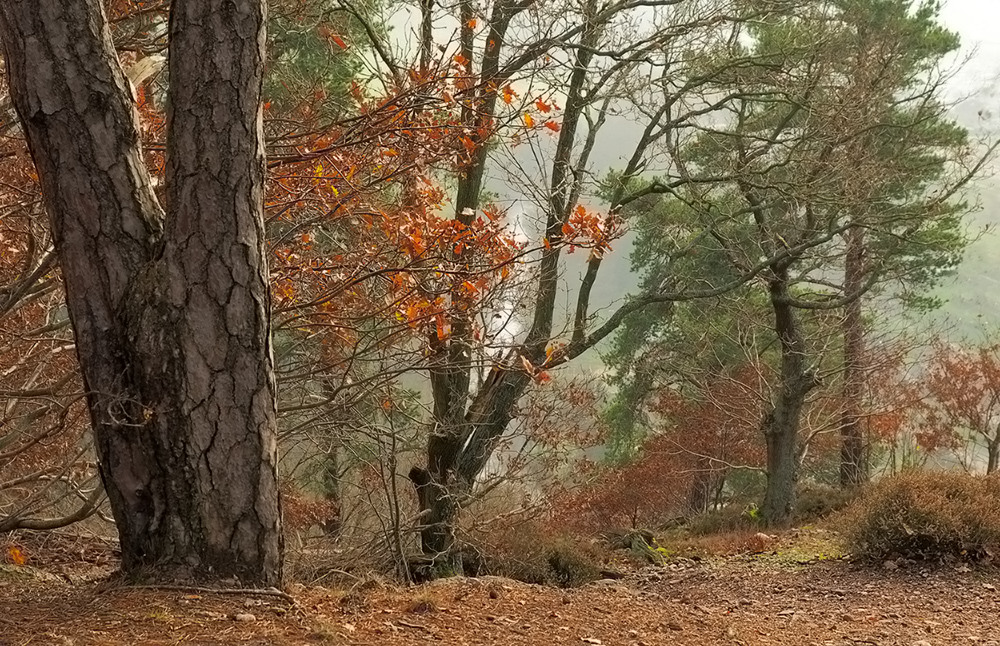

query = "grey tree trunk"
408;465;461;574
839;226;868;487
760;271;819;527
0;0;282;584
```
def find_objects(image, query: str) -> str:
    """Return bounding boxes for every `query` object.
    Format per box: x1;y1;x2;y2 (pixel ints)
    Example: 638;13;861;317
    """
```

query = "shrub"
686;503;760;536
664;529;774;558
545;539;603;587
846;471;1000;562
466;522;603;587
794;481;857;523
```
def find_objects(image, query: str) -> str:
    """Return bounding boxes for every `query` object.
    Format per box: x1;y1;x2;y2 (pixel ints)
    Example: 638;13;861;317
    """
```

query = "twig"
116;584;298;606
395;619;431;632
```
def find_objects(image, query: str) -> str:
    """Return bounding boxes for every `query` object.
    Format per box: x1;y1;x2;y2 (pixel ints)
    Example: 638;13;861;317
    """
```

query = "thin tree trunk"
987;438;1000;475
411;0;593;569
686;458;723;515
0;0;282;584
408;465;461;574
321;442;342;535
839;225;868;487
418;0;434;71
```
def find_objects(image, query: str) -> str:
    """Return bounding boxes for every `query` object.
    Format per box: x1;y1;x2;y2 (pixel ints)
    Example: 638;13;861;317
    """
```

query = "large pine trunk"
0;0;282;584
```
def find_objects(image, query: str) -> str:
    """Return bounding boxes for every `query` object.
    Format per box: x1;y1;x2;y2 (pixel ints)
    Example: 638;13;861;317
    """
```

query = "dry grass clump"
846;471;1000;563
794;481;857;523
465;521;604;588
686;504;759;536
407;594;439;614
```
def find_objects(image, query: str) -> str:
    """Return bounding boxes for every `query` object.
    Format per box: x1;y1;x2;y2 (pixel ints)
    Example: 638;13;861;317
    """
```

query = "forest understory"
2;528;997;646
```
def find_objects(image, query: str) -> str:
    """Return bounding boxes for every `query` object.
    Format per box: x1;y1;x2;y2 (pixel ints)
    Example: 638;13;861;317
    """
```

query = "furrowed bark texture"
0;0;282;584
0;0;164;568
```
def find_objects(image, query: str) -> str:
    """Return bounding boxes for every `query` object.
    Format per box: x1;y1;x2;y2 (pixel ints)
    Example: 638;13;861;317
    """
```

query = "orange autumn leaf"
435;315;450;341
349;80;364;102
466;18;478;29
332;34;347;49
535;98;552;113
544;120;561;132
501;85;517;105
523;113;534;128
7;546;25;566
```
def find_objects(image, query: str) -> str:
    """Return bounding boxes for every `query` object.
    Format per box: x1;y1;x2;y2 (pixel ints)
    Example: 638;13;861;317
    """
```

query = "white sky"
940;0;1000;96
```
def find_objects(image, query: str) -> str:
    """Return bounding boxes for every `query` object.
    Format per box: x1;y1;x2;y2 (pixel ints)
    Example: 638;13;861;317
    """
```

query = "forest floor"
1;528;998;646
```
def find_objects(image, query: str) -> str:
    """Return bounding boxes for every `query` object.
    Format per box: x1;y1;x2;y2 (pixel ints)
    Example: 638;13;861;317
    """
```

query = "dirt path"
2;560;998;645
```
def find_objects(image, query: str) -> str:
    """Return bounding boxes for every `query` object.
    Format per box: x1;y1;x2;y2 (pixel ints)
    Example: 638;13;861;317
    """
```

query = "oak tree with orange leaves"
395;0;811;572
916;339;1000;474
0;0;522;582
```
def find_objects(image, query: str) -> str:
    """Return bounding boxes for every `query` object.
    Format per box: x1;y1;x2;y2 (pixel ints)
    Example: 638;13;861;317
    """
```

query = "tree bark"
760;271;818;527
408;465;461;574
839;226;868;487
0;0;282;584
987;438;1000;475
685;461;723;515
